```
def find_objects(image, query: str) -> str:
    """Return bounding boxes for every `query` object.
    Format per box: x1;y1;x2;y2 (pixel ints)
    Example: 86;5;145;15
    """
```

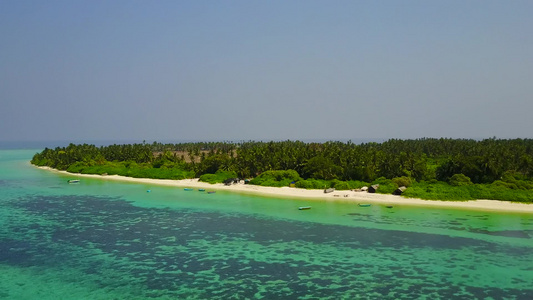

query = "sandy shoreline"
37;166;533;213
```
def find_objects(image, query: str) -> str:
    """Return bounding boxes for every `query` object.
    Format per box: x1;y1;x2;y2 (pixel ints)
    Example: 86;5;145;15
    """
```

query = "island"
31;138;533;212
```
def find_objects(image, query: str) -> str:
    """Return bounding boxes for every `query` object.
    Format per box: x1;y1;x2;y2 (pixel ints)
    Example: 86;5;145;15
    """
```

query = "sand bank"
38;167;533;213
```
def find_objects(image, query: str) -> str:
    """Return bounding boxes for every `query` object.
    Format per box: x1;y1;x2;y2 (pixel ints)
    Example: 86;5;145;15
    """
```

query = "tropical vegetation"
31;138;533;203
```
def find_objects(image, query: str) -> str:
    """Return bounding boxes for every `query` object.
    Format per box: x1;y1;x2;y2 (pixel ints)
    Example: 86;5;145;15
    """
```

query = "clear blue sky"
1;0;532;143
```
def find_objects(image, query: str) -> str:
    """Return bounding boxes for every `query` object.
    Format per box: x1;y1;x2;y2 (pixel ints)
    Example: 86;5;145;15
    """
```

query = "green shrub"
402;181;473;201
392;176;412;187
199;170;238;184
332;180;370;190
375;183;398;194
491;180;517;190
199;174;219;184
65;160;194;180
373;177;392;185
295;179;331;189
258;179;294;187
516;180;533;190
292;179;369;191
449;174;473;186
332;180;350;190
67;162;88;173
294;180;314;189
345;180;370;190
501;170;527;182
371;177;397;194
250;170;301;186
401;181;533;202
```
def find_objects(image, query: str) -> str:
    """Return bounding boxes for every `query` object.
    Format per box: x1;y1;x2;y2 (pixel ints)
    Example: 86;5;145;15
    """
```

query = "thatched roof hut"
368;184;379;193
393;186;407;195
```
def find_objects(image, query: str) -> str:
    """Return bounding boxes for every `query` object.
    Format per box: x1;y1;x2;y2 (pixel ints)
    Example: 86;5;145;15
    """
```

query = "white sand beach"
39;167;533;213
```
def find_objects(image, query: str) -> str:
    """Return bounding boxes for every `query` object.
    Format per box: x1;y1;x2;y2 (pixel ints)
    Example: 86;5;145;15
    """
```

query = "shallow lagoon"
1;150;532;299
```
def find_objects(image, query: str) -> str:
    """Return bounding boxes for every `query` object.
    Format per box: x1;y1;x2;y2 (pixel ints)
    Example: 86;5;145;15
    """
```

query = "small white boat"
67;179;80;184
298;206;311;210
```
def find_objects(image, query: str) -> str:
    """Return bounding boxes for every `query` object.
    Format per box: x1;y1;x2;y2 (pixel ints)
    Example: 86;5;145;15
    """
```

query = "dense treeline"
31;138;533;202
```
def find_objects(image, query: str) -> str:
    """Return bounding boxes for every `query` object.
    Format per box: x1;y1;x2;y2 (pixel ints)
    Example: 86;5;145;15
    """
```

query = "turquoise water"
1;150;532;299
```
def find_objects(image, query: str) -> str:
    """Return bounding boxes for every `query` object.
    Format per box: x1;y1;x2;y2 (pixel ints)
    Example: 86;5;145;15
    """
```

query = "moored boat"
358;203;371;207
198;189;206;192
207;191;216;194
298;206;311;210
184;188;194;191
67;179;80;184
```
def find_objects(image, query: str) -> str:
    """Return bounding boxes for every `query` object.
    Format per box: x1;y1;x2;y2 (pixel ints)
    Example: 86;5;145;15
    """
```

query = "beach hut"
393;186;407;195
368;184;380;193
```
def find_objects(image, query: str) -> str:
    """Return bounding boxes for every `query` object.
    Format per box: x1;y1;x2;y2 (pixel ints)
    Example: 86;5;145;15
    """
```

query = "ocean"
0;149;532;299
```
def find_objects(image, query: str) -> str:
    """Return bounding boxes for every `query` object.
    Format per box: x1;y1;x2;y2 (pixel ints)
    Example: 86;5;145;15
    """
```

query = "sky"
1;0;532;144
